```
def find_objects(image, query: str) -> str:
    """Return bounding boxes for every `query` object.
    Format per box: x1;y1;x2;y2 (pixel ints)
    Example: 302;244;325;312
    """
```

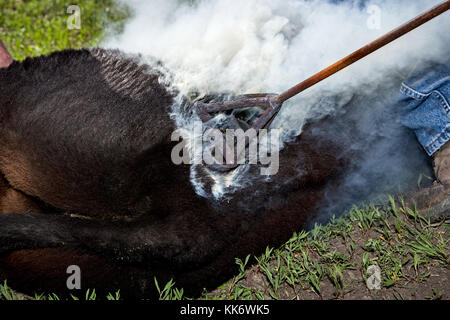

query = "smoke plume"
103;0;450;221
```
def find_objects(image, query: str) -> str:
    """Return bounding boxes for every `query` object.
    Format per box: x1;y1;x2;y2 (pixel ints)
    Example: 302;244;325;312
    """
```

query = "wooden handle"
275;0;450;103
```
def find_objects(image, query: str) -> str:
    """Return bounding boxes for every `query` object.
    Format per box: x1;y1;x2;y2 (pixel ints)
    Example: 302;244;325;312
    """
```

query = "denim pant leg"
399;64;450;156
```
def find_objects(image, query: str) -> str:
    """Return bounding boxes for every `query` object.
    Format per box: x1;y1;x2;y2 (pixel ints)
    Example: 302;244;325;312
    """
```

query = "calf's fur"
0;48;356;298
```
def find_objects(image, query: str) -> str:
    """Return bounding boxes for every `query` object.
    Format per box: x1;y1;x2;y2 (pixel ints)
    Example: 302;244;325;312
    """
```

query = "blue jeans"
399;63;450;156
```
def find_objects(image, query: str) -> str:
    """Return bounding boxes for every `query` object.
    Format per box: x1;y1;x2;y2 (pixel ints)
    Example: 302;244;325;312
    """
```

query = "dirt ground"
205;203;449;301
235;232;450;300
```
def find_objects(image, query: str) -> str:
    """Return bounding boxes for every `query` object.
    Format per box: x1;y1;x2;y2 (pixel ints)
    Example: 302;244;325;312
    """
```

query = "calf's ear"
0;40;14;68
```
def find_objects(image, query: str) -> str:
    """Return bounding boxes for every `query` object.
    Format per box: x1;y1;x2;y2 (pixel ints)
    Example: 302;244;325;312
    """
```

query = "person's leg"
399;62;450;160
0;176;45;214
398;61;450;221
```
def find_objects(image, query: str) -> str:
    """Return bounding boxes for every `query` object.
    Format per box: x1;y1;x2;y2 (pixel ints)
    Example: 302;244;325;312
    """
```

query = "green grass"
1;280;25;300
0;0;130;60
1;280;122;300
201;198;449;300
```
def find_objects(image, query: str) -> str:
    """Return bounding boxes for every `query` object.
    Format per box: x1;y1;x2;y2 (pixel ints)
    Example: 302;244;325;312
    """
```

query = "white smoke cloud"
104;0;449;128
103;0;449;203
